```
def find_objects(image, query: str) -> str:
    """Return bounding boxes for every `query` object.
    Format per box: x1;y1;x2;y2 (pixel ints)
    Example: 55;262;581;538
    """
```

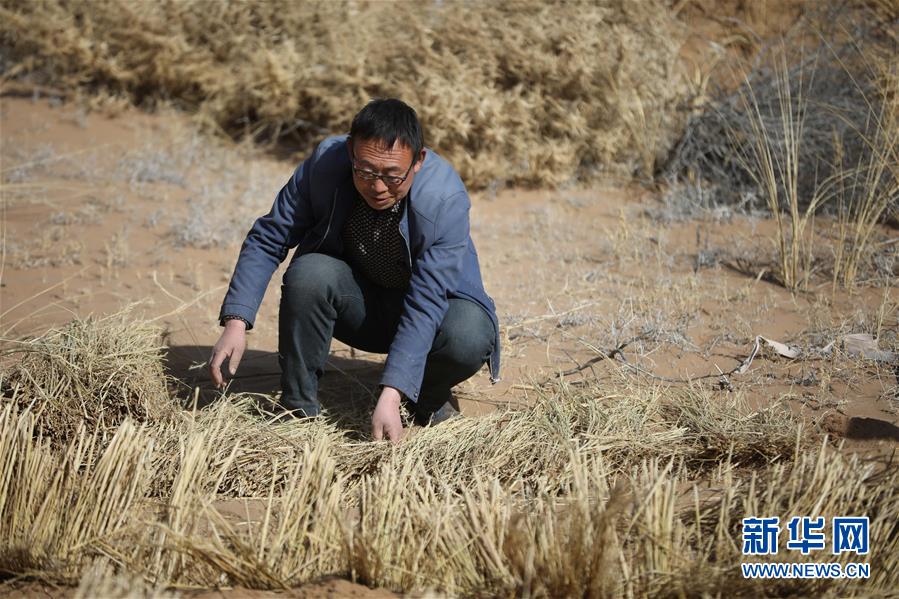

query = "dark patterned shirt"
342;194;411;289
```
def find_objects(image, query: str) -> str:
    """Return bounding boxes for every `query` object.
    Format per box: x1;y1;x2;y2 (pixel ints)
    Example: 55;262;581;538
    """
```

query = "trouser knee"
436;301;493;362
433;329;493;374
282;253;345;309
414;304;492;420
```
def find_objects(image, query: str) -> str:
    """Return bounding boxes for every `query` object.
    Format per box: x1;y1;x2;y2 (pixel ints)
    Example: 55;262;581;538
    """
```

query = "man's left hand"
372;386;404;443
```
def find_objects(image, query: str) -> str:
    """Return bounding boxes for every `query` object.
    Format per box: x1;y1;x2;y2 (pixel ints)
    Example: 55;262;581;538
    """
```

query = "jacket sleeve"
218;158;313;328
380;191;470;401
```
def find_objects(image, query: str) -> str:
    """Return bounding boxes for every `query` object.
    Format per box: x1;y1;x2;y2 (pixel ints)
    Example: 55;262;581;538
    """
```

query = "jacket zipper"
398;199;412;269
398;225;412;269
312;188;338;252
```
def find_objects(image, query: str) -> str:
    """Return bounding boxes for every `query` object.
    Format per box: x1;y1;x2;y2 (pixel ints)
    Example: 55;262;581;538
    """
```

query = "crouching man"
209;98;500;442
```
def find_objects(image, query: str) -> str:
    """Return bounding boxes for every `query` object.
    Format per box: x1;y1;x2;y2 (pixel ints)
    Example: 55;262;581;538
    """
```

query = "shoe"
420;401;461;426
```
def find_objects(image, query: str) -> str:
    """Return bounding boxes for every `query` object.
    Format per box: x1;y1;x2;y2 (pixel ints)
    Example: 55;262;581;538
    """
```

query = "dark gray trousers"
278;253;494;421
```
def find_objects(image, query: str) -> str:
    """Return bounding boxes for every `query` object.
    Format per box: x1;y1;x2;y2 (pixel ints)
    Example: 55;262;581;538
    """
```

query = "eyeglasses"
350;145;416;187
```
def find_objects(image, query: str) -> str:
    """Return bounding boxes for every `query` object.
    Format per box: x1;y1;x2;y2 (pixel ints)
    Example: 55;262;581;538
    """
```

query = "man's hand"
209;319;248;389
372;386;404;443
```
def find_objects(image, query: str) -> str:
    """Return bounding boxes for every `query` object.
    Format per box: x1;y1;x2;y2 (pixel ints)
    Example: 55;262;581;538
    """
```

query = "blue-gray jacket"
219;135;500;402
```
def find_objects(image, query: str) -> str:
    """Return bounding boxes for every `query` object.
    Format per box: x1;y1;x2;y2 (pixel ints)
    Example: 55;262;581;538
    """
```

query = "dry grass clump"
0;404;153;579
0;403;347;589
149;381;797;501
136;430;346;588
0;0;688;187
660;385;801;465
150;396;349;497
346;451;627;595
347;447;899;596
0;313;175;444
621;449;899;597
1;395;896;596
421;379;802;479
830;50;899;288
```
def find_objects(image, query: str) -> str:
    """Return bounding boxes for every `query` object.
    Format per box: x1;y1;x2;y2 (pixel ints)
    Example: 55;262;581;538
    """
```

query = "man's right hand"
209;319;248;389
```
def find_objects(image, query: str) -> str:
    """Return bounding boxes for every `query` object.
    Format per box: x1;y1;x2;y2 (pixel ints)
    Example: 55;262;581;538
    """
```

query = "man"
209;98;500;442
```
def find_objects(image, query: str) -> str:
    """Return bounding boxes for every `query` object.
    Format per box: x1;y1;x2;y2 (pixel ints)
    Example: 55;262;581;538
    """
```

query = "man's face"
348;138;425;211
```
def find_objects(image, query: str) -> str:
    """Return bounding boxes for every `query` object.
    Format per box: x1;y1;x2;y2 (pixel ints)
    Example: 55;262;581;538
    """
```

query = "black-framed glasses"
350;145;416;187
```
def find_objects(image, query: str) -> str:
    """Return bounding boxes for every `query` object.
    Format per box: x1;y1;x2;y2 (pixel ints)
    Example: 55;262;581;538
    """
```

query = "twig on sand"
505;301;602;331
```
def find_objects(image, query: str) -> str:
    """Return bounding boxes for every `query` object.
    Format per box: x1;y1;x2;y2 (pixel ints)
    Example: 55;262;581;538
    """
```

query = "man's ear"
414;149;426;172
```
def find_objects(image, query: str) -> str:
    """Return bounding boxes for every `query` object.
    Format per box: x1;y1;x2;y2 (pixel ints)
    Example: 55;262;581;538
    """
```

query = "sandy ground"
3;95;896;418
1;93;897;596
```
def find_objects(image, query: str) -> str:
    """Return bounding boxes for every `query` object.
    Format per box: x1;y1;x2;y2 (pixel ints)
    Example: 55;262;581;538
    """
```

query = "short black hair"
349;98;424;159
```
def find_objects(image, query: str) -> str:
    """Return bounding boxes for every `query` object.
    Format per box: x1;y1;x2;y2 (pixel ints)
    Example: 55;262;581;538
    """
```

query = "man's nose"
371;178;389;193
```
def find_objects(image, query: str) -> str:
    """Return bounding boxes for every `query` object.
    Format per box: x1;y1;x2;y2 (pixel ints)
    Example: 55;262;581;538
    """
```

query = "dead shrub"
0;0;688;188
664;4;897;289
664;5;893;207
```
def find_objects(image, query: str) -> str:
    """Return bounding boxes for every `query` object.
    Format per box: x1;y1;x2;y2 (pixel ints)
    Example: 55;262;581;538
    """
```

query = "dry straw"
0;317;894;594
1;313;810;496
1;312;175;445
1;395;896;595
0;404;153;579
9;413;891;596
